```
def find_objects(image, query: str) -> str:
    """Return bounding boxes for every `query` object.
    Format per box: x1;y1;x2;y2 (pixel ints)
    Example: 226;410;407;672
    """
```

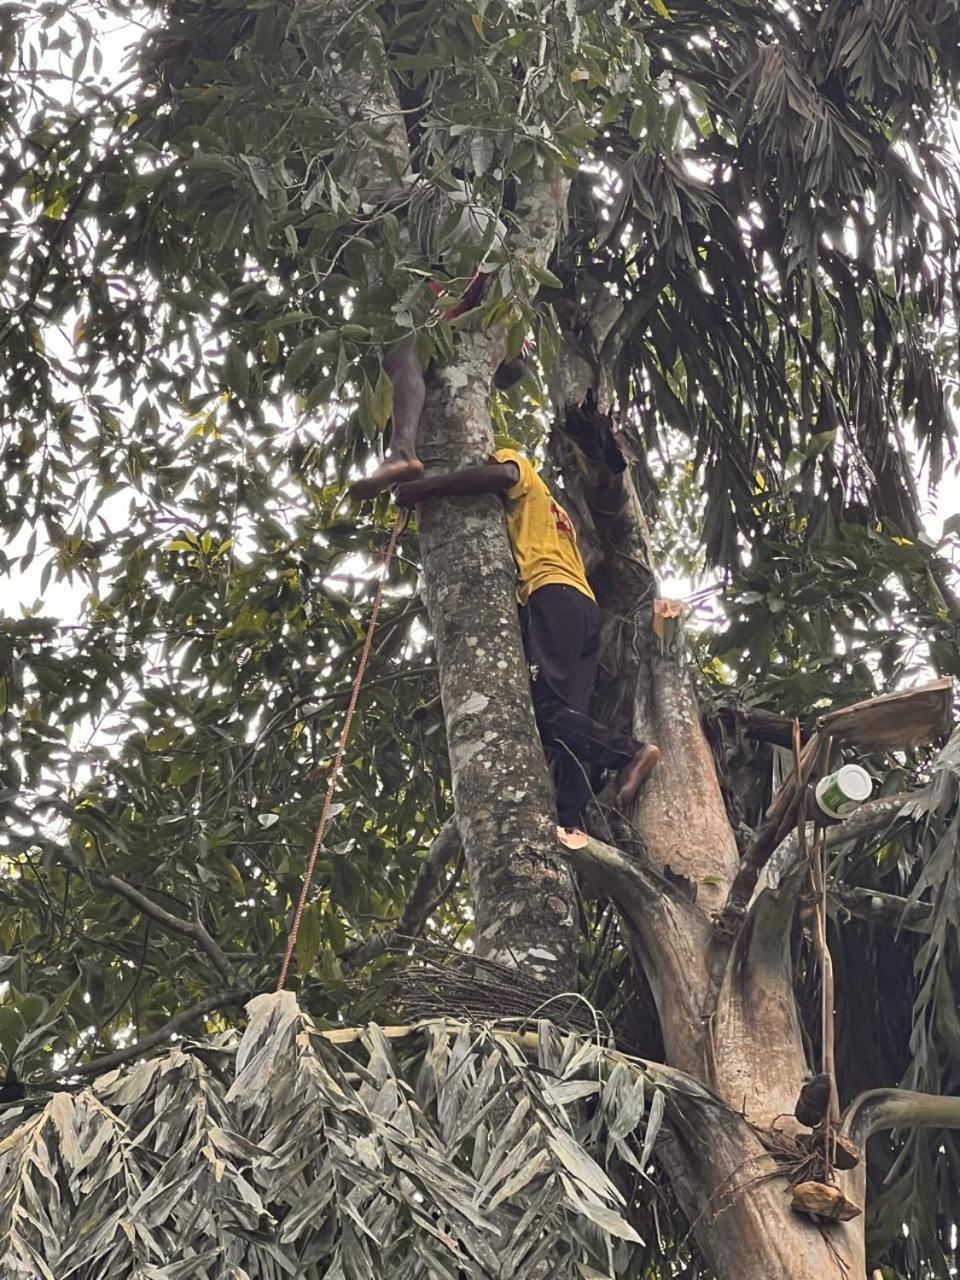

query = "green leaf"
358;373;378;436
224;343;250;399
664;98;682;146
253;7;284;59
373;367;393;429
285;337;317;386
804;429;835;459
295;902;323;975
599;94;626;126
526;262;563;291
44;191;67;219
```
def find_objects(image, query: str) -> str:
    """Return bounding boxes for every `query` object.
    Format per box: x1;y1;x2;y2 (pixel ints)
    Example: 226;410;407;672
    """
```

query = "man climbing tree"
397;449;660;835
3;1;960;1278
347;177;523;498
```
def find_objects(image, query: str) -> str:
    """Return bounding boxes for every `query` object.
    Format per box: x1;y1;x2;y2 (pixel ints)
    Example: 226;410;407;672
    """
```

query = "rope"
277;510;406;991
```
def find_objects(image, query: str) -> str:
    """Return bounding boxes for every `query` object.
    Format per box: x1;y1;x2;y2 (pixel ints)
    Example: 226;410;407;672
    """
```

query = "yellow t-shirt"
493;449;596;605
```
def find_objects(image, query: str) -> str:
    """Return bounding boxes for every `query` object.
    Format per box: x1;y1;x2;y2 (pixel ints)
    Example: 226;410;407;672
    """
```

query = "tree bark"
630;621;741;915
416;333;578;982
416;170;577;983
546;329;869;1276
658;1104;858;1280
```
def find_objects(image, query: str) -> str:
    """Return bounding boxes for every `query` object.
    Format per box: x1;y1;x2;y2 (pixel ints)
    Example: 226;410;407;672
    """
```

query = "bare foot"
349;456;424;500
556;826;588;848
615;743;660;809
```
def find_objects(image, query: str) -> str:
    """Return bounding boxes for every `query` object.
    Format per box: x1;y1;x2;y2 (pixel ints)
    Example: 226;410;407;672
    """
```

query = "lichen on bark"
416;314;578;984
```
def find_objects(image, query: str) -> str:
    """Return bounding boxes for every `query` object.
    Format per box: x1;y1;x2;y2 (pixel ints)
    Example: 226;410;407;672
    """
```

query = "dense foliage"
1;0;960;1275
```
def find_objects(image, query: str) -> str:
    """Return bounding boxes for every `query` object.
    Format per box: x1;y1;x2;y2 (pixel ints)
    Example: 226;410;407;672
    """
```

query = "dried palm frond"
0;995;674;1280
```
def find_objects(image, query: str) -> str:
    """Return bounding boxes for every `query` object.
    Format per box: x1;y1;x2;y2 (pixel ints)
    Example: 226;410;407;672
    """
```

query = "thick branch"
50;990;251;1080
557;830;706;932
742;793;916;930
557;831;714;1078
341;820;460;970
709;792;918;1119
715;733;824;936
555;829;686;911
508;168;572;273
712;704;807;749
843;1088;960;1147
710;878;808;1123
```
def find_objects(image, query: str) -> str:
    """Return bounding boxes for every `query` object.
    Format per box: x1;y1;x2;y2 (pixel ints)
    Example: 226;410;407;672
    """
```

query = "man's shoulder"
493;449;537;499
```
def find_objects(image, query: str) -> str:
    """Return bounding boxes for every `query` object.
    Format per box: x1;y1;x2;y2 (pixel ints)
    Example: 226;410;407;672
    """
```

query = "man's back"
492;448;594;605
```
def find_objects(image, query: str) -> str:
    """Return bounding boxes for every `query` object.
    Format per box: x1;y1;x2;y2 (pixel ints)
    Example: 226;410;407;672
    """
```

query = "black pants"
520;584;641;827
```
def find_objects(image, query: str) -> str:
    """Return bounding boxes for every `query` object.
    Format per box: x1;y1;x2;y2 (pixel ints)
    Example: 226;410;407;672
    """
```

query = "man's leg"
527;678;595;828
349;335;425;499
522;585;659;827
543;702;660;811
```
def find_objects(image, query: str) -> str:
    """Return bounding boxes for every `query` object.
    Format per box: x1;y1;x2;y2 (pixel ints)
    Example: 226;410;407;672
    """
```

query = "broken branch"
556;829;705;928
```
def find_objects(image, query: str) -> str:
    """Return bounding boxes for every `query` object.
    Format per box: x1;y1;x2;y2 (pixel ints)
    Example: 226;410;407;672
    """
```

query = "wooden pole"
794;725;839;1179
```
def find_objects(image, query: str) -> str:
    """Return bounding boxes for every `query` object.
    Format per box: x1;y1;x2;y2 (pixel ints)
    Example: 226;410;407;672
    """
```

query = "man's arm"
395;460;520;507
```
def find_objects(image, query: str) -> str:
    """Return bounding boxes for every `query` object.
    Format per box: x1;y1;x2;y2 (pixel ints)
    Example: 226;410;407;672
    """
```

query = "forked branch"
53;836;237;982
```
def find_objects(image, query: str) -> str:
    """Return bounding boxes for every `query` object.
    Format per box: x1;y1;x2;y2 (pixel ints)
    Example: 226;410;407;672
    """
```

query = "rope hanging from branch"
277;511;406;992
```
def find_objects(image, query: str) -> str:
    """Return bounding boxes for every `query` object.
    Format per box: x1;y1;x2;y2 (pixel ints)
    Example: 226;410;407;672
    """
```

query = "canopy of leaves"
1;1;960;1277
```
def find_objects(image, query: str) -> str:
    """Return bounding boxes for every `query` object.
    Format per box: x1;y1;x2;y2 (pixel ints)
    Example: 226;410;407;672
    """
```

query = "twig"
44;991;252;1081
793;725;837;1179
817;829;838;1131
340;820;460;970
830;885;932;933
56;841;237;982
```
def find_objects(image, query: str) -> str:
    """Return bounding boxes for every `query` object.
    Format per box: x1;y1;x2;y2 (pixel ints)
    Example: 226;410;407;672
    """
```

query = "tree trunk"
545;325;868;1276
333;39;581;983
416;328;578;984
659;1107;858;1279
